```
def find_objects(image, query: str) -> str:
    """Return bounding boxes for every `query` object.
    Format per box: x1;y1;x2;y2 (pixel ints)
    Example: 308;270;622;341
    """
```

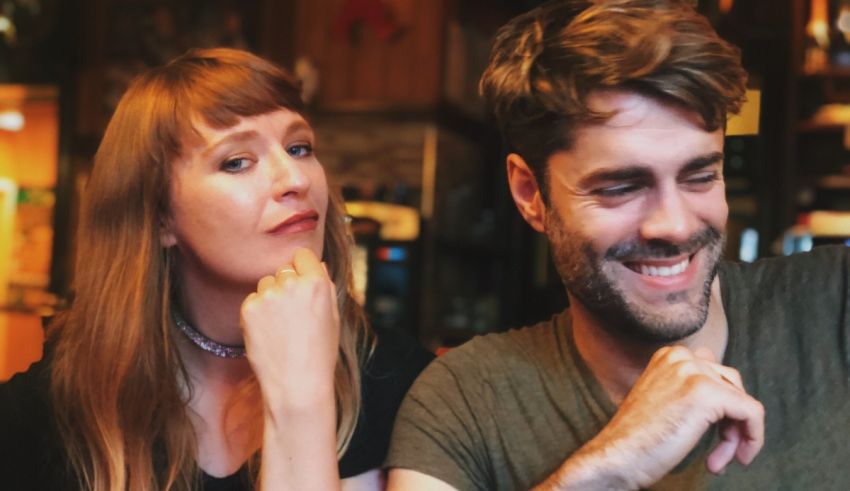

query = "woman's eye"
221;157;251;173
287;143;313;158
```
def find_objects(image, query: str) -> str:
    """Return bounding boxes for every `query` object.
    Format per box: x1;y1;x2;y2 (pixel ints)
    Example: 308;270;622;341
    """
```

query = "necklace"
172;312;247;359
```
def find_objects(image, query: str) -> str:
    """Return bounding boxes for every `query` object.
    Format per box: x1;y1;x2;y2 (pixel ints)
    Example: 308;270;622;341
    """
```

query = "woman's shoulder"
338;327;434;478
359;326;434;425
1;355;71;488
1;356;51;420
363;327;434;386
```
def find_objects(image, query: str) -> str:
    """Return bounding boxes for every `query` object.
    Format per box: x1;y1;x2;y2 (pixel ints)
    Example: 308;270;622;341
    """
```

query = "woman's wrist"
260;396;340;491
263;385;335;421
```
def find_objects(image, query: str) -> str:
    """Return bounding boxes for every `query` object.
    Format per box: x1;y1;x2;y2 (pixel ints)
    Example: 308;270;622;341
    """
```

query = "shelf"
808;210;850;236
814;174;850;189
801;66;850;78
9;272;49;288
797;104;850;132
797;120;847;133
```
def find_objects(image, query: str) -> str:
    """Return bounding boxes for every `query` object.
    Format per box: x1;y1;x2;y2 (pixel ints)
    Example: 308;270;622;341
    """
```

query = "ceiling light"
0;110;24;131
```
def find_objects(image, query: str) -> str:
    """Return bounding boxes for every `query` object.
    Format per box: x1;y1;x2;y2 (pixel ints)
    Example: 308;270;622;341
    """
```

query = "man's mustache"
605;227;723;261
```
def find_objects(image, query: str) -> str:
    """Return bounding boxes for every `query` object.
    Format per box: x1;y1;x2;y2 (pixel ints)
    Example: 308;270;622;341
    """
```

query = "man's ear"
506;153;546;233
160;216;177;248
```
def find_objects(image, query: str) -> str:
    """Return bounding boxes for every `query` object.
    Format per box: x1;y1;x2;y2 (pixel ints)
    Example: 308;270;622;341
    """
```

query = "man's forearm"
532;443;636;491
533;346;764;490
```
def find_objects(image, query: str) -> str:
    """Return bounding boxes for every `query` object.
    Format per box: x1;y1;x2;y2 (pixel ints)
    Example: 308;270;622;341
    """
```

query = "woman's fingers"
275;266;297;287
292;247;324;278
257;275;277;294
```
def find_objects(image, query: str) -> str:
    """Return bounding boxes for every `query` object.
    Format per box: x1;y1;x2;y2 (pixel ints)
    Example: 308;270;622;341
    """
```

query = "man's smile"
624;256;691;278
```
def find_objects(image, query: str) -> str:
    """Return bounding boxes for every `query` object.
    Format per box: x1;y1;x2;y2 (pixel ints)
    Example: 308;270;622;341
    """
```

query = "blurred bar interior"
2;0;850;379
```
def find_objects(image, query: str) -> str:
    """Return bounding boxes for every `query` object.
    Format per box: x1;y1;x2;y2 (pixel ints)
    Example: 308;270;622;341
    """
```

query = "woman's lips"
267;211;319;235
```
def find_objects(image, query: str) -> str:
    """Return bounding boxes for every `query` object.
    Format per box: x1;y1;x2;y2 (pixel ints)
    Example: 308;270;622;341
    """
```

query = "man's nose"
639;187;700;245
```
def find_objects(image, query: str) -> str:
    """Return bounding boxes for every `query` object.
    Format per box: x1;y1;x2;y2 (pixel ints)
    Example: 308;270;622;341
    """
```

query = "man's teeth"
637;258;689;277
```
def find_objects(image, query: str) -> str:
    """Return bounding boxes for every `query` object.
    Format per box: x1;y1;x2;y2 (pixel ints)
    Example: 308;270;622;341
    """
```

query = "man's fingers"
735;428;763;466
692;346;716;362
712;365;744;391
694;363;763;474
717;389;765;466
704;379;763;474
706;421;741;474
691;348;745;391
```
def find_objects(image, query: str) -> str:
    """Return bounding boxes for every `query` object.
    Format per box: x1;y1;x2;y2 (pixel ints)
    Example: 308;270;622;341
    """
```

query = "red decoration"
332;0;403;42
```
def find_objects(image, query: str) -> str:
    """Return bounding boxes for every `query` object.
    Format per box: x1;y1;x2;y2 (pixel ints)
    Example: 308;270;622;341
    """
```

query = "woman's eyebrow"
201;130;260;159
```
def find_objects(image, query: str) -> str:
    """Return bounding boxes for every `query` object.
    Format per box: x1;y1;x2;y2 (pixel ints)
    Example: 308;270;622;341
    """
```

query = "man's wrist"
535;441;637;491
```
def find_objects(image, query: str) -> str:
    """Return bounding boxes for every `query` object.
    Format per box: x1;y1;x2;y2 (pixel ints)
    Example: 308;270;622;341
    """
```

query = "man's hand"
537;346;764;490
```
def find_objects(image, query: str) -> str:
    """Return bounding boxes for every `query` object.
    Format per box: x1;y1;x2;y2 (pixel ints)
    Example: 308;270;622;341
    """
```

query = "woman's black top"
1;327;433;490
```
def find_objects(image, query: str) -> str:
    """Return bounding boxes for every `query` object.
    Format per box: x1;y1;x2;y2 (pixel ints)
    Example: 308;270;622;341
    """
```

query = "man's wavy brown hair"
479;0;748;200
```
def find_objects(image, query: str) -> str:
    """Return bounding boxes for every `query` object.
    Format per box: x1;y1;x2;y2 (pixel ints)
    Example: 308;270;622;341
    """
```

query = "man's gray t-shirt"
386;246;850;490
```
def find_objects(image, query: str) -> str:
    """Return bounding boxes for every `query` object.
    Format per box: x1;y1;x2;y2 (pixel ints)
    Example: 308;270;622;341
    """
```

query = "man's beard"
546;210;724;344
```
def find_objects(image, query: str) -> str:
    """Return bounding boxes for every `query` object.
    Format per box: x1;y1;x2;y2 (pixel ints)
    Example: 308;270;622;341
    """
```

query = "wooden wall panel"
408;0;445;105
294;0;448;109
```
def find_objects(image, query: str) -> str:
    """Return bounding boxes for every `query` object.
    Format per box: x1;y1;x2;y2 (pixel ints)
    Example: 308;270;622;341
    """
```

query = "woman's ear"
506;153;547;233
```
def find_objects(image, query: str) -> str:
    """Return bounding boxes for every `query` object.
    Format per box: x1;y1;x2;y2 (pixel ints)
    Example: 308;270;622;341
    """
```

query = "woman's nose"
269;150;310;200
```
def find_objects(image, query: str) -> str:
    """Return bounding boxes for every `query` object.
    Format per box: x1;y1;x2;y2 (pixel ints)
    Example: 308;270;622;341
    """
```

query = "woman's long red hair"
48;48;371;490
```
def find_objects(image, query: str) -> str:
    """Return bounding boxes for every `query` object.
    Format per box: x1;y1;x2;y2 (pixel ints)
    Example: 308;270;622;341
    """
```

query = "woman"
1;48;432;490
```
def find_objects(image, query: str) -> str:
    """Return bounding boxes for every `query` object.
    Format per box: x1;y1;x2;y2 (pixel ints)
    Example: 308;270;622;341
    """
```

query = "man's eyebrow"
577;166;652;188
576;152;725;188
679;151;724;174
201;130;260;159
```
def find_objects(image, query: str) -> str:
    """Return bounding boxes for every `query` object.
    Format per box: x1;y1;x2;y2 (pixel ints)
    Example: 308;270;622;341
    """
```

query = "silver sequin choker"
172;312;247;359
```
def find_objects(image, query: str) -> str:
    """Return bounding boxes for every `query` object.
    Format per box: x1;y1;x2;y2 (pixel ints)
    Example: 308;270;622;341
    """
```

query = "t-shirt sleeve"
338;327;434;478
385;354;491;491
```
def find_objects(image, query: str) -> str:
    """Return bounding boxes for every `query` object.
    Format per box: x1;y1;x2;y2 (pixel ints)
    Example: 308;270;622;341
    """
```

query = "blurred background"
1;0;849;379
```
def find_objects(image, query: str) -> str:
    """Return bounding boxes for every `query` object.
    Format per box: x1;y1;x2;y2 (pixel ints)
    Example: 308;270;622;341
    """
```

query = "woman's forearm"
260;390;341;491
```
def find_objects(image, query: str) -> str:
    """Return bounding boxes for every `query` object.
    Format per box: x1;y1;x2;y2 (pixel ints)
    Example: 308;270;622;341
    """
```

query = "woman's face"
162;108;328;289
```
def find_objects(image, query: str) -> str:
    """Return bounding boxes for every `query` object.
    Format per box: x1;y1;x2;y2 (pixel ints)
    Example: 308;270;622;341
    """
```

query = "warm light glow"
727;89;761;136
0;111;24;131
840;11;850;32
0;85;59;188
811;21;830;48
345;201;420;241
719;0;734;14
0;177;17;307
0;86;59;305
808;0;831;48
0;15;14;44
837;6;850;42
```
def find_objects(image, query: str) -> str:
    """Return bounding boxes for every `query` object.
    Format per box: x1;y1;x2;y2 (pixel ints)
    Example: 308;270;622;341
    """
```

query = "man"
385;1;850;490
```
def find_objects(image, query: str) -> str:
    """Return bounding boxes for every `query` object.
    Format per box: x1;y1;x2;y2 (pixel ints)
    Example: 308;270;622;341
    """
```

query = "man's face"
544;90;727;343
